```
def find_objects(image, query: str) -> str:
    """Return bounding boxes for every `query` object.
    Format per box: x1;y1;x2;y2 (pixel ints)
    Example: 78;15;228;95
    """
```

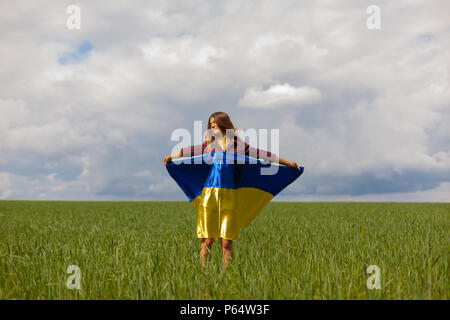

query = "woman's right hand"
288;161;300;170
163;155;172;165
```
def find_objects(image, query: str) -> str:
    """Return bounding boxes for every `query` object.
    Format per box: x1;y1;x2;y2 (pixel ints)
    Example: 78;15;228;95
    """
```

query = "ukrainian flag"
166;152;304;239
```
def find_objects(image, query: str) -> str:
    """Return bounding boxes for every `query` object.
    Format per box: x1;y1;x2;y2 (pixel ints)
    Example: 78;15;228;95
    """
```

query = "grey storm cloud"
0;0;449;201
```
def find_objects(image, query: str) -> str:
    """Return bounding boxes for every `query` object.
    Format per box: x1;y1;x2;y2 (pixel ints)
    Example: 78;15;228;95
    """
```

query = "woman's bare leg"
221;238;233;269
200;238;214;267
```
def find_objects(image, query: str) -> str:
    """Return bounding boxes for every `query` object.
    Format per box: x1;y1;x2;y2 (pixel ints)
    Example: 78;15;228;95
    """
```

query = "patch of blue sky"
418;34;434;42
58;40;93;65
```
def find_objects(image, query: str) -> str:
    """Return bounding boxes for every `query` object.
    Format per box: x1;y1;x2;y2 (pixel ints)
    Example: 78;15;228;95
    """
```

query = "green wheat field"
0;201;448;300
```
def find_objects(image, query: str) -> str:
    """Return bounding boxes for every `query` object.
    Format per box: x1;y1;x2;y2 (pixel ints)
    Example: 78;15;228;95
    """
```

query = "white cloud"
141;36;226;69
238;83;322;109
279;181;450;202
0;171;87;200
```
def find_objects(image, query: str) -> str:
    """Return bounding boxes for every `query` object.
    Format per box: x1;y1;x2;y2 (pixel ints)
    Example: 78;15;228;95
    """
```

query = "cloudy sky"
0;0;449;201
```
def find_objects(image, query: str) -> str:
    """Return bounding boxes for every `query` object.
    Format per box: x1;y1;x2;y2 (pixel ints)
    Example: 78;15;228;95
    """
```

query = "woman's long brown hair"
205;111;239;145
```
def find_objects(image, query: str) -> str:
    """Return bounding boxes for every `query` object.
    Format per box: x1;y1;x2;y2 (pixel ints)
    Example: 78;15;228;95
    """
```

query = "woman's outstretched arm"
273;155;301;170
163;149;181;165
163;142;207;165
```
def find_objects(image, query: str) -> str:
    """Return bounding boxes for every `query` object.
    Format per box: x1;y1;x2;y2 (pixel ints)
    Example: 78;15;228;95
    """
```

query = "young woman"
164;112;302;269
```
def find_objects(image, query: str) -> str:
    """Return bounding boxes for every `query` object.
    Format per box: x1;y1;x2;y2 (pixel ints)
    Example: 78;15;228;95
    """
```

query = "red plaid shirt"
180;136;275;162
